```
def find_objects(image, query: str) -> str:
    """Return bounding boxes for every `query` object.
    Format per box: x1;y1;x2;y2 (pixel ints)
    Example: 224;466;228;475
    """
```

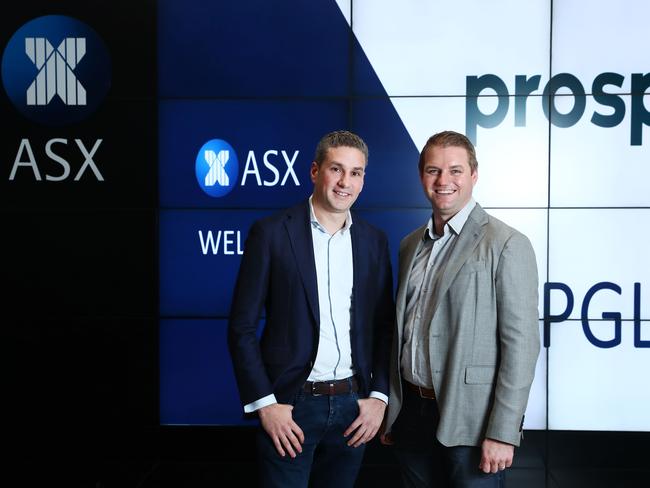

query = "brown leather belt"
303;376;358;396
404;380;436;400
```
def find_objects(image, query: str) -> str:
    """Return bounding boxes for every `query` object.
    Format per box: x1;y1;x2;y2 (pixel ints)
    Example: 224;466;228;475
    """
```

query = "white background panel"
548;209;650;320
548;321;650;431
487;208;548;317
552;0;650;86
391;96;467;155
461;96;550;208
469;95;550;208
549;94;650;207
352;0;550;96
523;322;547;430
391;96;550;207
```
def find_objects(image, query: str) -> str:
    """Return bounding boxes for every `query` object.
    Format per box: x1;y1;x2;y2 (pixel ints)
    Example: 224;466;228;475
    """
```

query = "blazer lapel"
350;220;363;340
433;205;488;311
285;202;319;324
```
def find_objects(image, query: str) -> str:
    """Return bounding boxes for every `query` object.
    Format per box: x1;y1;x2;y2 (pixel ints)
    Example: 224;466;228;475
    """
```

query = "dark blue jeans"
391;385;505;488
256;386;364;488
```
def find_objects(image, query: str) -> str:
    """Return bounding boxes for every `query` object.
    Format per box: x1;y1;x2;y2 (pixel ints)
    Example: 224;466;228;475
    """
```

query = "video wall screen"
158;0;650;430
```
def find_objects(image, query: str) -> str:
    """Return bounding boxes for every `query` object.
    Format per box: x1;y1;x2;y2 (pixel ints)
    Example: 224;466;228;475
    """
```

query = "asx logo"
466;72;650;146
1;15;111;125
9;138;103;181
195;138;300;198
25;37;87;106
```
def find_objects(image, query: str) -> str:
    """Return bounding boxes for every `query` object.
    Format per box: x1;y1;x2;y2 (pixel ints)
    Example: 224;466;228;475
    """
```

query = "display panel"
550;95;650;207
160;319;257;425
548;209;650;321
352;0;550;96
158;0;650;431
159;209;274;317
548;320;650;431
350;99;422;208
552;0;650;89
157;1;350;98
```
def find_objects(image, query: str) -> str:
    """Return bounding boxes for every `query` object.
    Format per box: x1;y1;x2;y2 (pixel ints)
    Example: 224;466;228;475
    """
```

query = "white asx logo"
1;15;111;124
195;138;302;198
25;37;86;106
204;149;230;187
195;139;239;198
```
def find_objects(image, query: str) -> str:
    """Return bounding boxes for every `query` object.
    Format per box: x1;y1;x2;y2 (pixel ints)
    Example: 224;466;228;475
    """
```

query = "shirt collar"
424;198;476;240
309;195;353;234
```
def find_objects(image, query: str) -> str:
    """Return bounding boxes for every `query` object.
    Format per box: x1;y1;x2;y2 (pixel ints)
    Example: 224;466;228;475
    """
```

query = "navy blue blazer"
228;201;394;408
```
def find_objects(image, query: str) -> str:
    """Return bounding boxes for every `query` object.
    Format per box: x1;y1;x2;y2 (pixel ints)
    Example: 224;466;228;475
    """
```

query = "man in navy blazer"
228;130;394;487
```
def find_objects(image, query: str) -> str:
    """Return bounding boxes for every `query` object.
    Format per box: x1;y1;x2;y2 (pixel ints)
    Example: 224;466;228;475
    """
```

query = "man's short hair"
418;131;478;174
314;130;369;167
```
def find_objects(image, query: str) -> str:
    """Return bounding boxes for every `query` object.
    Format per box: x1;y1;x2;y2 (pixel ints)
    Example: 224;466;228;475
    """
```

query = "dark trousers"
256;386;364;488
391;385;504;488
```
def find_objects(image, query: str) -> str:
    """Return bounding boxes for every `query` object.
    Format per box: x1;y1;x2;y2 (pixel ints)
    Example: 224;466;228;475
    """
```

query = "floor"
9;429;647;487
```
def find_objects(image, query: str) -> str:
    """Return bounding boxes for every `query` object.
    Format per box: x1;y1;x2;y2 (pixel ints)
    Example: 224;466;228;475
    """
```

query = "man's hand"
258;403;304;458
343;398;387;448
479;438;514;474
379;431;394;446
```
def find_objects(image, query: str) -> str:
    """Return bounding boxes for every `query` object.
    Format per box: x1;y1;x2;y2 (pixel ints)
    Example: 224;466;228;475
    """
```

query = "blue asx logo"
195;139;239;198
1;15;111;125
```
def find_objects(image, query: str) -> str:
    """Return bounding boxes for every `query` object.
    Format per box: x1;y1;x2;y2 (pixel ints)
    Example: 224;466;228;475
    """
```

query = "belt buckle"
418;385;434;399
311;382;323;396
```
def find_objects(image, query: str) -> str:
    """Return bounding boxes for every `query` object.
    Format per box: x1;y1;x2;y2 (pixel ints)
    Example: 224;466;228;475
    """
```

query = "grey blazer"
385;204;540;447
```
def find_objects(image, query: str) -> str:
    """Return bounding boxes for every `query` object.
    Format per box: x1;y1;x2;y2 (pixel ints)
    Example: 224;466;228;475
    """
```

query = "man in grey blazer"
382;131;540;487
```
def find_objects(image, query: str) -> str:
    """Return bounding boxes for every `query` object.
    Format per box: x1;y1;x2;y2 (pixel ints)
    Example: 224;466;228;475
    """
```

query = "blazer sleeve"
369;233;395;396
227;220;274;407
485;231;540;445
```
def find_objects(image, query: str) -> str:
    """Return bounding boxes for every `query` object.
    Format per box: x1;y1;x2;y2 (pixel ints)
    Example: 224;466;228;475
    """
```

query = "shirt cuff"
369;391;388;405
244;393;278;413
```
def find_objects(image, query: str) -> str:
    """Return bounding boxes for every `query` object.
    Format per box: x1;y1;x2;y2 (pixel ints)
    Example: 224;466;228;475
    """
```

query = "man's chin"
332;200;356;211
